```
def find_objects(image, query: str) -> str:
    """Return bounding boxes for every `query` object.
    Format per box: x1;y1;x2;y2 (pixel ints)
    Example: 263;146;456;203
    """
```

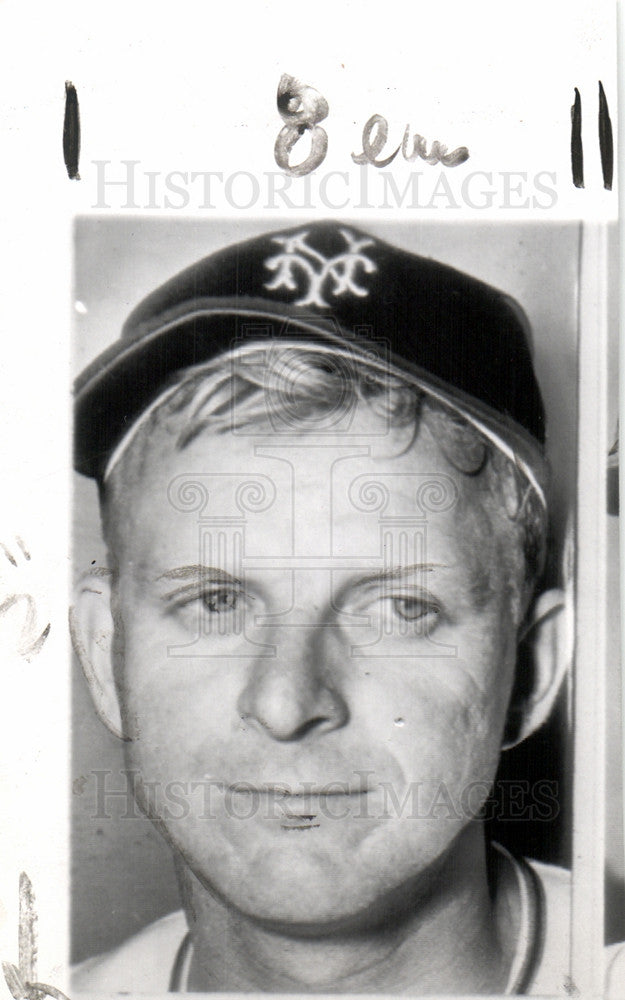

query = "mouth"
225;784;371;830
226;784;371;798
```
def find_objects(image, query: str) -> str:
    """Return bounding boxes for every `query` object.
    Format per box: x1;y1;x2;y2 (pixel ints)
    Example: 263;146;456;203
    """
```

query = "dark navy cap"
74;221;547;494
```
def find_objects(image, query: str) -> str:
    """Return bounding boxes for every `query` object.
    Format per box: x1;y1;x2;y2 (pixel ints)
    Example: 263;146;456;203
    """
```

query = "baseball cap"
74;221;547;501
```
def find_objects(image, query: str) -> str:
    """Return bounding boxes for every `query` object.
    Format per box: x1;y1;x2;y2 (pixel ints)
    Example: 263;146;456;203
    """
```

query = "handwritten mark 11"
570;82;613;191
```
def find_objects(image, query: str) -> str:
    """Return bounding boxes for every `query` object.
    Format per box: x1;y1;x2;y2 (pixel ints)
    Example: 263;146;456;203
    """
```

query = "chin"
190;834;454;935
220;863;448;936
173;810;473;934
178;841;374;929
227;881;396;935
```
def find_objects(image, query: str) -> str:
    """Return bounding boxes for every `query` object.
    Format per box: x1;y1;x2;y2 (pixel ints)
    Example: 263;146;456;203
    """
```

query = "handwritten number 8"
274;74;329;177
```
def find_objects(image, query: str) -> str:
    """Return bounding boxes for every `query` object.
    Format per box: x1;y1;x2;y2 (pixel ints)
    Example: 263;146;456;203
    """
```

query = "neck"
175;827;516;994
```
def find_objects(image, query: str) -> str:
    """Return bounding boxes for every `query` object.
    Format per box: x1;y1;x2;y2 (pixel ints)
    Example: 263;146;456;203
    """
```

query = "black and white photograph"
0;3;620;998
69;218;621;993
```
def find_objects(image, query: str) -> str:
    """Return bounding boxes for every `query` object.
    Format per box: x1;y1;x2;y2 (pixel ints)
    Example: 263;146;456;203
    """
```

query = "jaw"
172;816;487;934
174;822;508;995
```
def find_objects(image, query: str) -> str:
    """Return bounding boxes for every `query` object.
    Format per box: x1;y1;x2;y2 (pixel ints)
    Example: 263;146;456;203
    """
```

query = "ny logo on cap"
264;228;377;308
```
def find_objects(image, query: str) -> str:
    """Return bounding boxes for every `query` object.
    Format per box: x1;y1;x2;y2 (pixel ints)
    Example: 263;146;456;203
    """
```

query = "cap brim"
75;299;548;505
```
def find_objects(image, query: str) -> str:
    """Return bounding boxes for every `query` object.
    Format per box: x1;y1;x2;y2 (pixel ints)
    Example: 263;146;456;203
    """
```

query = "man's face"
110;402;520;929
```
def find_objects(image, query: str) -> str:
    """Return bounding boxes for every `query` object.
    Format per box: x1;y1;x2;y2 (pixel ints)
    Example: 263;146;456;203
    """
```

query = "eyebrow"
156;566;241;584
356;563;449;585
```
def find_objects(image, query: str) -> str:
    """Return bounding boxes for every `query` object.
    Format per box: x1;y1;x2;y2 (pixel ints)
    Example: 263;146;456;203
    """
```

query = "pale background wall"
71;218;621;960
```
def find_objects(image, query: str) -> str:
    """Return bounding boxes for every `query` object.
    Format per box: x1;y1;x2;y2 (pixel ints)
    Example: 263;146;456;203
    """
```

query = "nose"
236;625;350;741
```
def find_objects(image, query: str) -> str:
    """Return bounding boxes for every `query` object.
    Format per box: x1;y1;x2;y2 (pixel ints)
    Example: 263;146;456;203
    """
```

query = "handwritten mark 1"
2;872;71;1000
0;538;50;660
570;88;584;188
63;81;80;181
274;74;329;177
598;81;613;191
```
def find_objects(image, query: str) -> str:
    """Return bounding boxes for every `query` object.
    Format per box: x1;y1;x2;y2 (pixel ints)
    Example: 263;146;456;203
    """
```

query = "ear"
69;571;126;740
502;588;571;749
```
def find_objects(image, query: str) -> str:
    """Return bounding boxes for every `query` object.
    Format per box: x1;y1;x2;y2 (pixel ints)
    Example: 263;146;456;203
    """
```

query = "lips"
226;783;372;797
224;785;371;826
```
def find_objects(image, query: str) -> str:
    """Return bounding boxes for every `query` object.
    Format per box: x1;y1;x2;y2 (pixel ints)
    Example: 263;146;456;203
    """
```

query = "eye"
383;596;441;636
201;587;243;614
391;597;433;622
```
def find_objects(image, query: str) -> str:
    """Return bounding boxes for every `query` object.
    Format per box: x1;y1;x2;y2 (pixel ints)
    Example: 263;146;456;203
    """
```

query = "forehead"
111;403;506;595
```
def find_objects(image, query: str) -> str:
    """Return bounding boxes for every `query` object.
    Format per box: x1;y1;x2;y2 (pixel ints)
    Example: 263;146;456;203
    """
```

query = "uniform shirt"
72;859;625;996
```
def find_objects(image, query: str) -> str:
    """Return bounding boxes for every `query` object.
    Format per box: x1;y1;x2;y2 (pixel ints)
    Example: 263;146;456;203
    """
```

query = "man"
70;222;620;993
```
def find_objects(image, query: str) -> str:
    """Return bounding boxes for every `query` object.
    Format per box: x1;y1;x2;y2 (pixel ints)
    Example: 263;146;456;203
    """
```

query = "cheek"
115;615;238;766
359;628;517;775
377;689;497;776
